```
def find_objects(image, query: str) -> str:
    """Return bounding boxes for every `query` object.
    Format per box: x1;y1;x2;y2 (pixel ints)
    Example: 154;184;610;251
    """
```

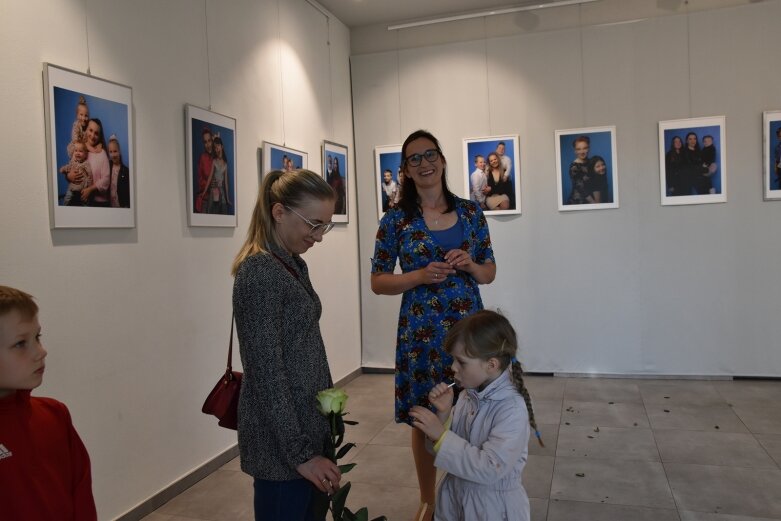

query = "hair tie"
511;356;518;364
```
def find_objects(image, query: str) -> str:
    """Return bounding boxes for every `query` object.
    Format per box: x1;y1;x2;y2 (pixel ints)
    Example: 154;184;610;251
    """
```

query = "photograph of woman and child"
323;147;347;219
191;119;235;216
463;136;521;215
53;88;131;211
659;117;726;205
555;127;618;211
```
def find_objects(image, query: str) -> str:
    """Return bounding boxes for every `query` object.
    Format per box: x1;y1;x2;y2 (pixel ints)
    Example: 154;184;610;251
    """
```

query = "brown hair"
398;129;455;217
0;286;38;321
444;310;544;446
231;169;334;275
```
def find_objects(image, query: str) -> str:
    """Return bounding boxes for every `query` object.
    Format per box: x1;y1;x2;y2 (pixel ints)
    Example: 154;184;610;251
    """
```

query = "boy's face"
703;137;713;147
475;157;486;171
0;311;46;398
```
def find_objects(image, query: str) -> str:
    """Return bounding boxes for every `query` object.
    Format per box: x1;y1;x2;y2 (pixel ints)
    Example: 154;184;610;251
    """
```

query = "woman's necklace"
421;195;445;227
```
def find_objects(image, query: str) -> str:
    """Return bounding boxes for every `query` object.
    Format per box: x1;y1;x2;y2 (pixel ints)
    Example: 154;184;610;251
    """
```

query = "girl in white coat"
409;310;543;521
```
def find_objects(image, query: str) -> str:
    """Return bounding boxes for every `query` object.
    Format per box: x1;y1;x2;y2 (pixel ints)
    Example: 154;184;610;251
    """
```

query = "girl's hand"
409;406;446;441
67;169;84;183
420;261;455;285
296;455;341;495
59;165;70;174
428;383;454;417
445;249;474;272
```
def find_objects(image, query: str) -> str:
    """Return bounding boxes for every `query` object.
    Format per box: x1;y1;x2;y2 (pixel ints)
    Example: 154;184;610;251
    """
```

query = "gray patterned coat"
233;245;332;480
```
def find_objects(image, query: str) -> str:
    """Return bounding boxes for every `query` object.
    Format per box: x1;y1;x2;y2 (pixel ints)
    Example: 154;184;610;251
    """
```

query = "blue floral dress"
371;198;495;423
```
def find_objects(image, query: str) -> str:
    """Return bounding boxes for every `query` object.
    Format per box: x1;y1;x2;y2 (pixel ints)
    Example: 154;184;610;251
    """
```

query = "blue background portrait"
466;139;518;190
559;130;614;205
769;120;781;190
191;118;235;215
379;151;403;183
663;125;722;195
53;86;130;203
270;147;304;170
326;150;347;181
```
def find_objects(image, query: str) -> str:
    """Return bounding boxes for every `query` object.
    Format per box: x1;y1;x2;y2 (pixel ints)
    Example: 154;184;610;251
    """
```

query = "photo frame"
658;116;727;206
185;104;237;227
763;111;781;200
555;126;619;211
322;140;348;223
262;141;308;178
462;135;521;216
374;144;403;221
43;63;135;228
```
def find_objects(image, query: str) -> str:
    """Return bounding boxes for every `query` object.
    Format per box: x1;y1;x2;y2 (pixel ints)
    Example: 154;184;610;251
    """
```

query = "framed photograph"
323;140;348;223
555;126;619;211
185;104;237;227
659;116;726;206
763;111;781;200
42;63;134;228
462;135;521;216
262;141;308;178
374;144;403;221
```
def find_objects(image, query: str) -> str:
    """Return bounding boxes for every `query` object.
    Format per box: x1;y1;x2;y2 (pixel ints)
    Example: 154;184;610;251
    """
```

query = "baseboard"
114;443;239;521
335;366;364;387
553;372;733;380
360;366;394;374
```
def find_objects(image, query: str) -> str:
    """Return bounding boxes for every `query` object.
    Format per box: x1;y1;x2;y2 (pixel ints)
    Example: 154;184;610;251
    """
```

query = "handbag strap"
226;312;235;374
271;252;300;281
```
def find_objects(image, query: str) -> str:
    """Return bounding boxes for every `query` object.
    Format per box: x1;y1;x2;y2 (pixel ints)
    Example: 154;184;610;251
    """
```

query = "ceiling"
315;0;583;28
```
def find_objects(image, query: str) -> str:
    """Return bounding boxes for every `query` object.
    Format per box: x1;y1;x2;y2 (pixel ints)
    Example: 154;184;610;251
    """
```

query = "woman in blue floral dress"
371;130;495;521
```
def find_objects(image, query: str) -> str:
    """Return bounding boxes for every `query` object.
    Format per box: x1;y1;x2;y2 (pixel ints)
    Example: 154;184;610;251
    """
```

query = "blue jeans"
253;478;325;521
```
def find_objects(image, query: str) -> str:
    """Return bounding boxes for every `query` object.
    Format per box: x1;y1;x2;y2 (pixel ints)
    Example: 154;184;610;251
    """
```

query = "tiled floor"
142;374;781;521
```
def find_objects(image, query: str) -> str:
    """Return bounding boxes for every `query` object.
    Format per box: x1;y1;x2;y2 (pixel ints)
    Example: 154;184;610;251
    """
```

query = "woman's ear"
271;202;286;224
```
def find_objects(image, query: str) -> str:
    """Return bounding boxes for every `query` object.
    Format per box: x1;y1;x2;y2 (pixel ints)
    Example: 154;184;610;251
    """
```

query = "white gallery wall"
353;0;781;377
0;0;360;518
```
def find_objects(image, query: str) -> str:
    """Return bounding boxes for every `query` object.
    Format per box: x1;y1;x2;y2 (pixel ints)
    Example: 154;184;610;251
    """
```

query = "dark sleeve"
234;256;316;470
63;405;97;521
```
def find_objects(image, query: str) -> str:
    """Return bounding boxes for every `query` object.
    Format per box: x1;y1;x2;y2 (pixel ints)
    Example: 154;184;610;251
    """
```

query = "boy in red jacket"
0;285;97;520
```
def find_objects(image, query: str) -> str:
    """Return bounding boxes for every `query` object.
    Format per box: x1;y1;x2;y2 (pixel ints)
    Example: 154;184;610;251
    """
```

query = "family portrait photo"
462;135;522;216
374;144;402;221
763;111;781;200
185;105;237;227
262;142;307;178
323;141;348;223
659;116;726;206
555;126;619;211
43;63;134;228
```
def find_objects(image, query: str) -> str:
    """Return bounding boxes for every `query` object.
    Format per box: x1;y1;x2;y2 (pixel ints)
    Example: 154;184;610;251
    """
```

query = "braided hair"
444;309;544;447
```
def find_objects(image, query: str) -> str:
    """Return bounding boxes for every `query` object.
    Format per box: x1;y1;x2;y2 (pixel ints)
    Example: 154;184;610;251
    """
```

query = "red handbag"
202;315;242;430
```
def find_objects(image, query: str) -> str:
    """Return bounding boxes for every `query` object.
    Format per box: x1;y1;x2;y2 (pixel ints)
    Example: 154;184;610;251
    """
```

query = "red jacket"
0;390;97;520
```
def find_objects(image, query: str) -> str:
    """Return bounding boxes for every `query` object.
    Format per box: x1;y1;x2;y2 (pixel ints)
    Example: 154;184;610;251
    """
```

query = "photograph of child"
262;142;308;180
555;126;618;211
190;118;235;216
374;145;402;220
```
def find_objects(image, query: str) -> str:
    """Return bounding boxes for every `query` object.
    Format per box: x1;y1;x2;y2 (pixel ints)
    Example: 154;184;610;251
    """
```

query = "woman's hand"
409;405;446;441
296;455;341;495
80;185;95;202
445;249;475;272
420;261;455;285
428;382;454;418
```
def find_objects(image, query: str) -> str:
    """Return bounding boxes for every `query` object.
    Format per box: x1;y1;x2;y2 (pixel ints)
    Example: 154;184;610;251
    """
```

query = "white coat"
434;369;530;521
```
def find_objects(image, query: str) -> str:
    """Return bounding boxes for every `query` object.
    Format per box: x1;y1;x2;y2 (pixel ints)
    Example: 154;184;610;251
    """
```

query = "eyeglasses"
284;206;335;236
405;148;440;167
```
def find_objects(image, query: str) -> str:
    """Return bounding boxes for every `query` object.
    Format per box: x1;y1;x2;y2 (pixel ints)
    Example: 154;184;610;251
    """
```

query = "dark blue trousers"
253;478;325;521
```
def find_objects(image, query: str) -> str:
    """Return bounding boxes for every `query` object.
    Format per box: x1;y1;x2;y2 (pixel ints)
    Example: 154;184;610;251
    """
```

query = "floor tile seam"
660;460;781;474
553;452;662;463
641;393;680;515
547;497;680;512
